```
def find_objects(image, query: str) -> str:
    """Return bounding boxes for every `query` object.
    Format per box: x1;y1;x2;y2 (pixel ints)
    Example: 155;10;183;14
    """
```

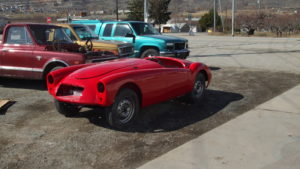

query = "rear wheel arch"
117;82;143;107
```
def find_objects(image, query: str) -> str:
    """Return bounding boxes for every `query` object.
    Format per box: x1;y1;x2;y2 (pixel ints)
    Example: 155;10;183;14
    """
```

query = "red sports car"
47;56;212;129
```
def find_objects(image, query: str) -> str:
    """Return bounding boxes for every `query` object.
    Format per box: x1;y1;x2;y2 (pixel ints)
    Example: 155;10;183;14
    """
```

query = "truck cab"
56;24;134;57
0;23;117;80
72;20;190;58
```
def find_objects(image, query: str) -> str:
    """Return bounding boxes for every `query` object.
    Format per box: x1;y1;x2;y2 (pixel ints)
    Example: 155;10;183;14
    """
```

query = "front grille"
175;43;186;50
57;84;84;96
119;46;134;56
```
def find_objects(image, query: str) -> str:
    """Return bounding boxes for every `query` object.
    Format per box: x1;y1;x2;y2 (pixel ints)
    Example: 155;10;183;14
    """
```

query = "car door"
139;68;192;106
0;26;36;79
99;23;114;41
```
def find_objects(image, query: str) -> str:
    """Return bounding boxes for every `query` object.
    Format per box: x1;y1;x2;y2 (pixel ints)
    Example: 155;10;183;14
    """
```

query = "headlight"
166;43;174;46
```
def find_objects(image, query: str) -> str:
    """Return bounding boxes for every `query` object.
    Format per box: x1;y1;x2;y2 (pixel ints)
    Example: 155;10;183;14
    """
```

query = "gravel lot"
1;34;300;169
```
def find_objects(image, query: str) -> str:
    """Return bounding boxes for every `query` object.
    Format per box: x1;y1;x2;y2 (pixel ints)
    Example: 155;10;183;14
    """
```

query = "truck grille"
119;46;134;56
175;43;186;50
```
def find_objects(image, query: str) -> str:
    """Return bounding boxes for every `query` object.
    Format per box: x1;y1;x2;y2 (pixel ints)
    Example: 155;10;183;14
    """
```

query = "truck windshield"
29;25;73;45
130;23;160;35
71;25;99;40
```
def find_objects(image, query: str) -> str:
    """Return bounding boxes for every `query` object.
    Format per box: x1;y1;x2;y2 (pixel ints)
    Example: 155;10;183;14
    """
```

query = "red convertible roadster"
47;56;212;129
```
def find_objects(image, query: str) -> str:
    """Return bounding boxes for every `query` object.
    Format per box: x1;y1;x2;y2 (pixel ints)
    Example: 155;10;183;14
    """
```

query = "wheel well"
140;46;159;55
43;62;67;79
200;70;208;81
119;83;142;106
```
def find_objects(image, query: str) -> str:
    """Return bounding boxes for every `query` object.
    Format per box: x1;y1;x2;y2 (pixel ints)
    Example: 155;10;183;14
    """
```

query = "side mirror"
125;33;136;43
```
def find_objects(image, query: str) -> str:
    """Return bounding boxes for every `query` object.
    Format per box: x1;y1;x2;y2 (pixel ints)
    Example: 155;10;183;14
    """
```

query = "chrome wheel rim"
117;99;135;124
194;80;204;98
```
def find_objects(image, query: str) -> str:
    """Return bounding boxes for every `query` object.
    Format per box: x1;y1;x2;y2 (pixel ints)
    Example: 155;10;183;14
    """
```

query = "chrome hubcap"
194;80;204;98
117;99;134;123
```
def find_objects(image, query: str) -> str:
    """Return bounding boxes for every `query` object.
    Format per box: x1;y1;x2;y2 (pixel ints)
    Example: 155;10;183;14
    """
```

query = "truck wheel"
54;99;80;117
184;73;206;104
140;49;159;58
106;88;140;129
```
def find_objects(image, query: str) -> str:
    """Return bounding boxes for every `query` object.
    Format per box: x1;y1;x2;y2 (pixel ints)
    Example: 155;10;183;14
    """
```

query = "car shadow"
0;77;46;90
73;89;243;132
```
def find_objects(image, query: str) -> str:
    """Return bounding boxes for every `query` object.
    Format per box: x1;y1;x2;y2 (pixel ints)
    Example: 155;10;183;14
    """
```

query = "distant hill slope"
0;0;299;12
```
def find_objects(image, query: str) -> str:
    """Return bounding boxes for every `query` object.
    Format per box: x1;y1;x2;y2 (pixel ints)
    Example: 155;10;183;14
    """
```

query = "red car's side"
47;57;212;128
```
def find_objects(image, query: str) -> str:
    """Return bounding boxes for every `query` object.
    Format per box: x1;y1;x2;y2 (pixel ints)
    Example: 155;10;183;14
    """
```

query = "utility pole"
218;0;224;32
213;0;216;32
144;0;148;23
116;0;119;20
232;0;235;36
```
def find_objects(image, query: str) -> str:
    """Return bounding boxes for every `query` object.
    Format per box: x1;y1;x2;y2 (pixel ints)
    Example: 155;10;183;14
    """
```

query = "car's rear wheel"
106;88;140;129
140;49;159;58
184;73;206;104
54;99;80;117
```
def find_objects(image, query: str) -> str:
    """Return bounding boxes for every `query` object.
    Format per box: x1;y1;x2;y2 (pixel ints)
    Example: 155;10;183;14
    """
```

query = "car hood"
72;58;140;79
143;35;187;43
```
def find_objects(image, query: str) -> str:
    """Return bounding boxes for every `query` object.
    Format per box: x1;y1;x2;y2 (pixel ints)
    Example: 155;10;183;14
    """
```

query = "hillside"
1;0;300;13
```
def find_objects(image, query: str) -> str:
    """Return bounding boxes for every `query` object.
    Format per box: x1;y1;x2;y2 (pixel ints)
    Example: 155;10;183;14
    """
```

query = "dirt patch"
0;67;300;169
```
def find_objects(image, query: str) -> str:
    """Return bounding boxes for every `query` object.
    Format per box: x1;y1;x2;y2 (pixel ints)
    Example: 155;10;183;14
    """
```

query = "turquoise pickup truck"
72;20;190;58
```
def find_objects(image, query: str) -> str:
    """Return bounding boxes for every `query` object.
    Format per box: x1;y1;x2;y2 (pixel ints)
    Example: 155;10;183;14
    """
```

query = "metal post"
116;0;119;20
214;0;216;32
218;0;224;32
144;0;148;23
232;0;235;36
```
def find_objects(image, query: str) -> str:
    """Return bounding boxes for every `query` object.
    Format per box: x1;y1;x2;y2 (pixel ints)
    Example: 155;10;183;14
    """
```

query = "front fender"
189;62;212;87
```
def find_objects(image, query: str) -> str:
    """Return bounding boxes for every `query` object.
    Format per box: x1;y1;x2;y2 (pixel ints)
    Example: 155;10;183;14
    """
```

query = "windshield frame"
71;24;99;40
130;22;161;36
29;25;73;45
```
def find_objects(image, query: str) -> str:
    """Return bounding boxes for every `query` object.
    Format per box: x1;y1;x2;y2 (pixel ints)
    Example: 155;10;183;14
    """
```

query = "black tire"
105;88;140;129
184;73;206;104
140;49;159;58
54;99;80;117
50;66;64;72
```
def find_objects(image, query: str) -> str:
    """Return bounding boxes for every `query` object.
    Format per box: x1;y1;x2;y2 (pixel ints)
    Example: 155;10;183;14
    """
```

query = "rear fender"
96;70;146;106
47;64;93;95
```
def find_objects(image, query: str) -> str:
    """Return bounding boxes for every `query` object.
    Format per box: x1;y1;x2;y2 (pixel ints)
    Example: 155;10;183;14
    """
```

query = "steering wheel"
85;38;93;51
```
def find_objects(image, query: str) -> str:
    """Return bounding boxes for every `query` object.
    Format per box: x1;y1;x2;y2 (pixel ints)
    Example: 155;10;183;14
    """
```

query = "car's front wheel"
184;73;206;104
106;88;140;129
54;99;80;117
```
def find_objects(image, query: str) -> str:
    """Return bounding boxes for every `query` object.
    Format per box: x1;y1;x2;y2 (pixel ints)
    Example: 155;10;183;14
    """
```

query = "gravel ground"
1;34;300;169
1;67;300;169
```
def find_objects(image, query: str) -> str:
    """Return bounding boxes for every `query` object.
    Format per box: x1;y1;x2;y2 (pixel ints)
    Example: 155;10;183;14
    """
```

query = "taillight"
48;75;54;84
97;83;105;93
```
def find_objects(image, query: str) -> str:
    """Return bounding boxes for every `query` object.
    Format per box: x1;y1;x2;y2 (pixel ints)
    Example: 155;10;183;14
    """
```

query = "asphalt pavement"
138;84;300;169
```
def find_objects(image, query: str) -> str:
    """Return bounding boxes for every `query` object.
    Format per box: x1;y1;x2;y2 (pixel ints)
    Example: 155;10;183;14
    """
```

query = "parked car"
47;56;212;129
56;24;134;57
72;20;190;58
0;23;117;80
